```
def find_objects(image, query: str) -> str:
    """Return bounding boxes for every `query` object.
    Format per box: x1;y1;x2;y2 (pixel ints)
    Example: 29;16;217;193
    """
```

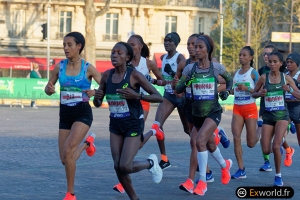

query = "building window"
59;11;72;37
10;10;26;38
198;17;204;33
104;13;119;41
165;16;177;35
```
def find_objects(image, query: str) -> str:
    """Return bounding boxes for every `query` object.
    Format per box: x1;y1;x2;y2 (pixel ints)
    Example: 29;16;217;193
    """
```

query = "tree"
84;0;111;67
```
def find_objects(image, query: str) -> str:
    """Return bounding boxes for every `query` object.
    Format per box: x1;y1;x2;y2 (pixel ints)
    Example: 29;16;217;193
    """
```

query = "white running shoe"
148;154;163;184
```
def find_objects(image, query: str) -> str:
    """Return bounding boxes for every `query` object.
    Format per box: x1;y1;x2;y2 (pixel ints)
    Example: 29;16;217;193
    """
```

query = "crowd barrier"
0;78;260;109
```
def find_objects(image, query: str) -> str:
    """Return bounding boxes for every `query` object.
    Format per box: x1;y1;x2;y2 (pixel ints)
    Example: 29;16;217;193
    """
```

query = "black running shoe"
159;160;171;170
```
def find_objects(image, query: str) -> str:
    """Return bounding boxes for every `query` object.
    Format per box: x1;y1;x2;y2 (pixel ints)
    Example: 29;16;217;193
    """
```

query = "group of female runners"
44;31;300;200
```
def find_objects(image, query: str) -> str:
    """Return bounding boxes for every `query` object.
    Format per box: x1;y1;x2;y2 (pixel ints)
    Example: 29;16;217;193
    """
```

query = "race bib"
107;94;130;118
265;91;285;111
60;87;83;106
192;77;215;100
234;82;251;101
186;86;192;98
285;92;296;100
163;75;173;94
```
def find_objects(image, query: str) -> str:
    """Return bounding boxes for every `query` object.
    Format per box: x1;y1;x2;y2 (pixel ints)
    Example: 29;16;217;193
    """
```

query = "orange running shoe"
193;180;207;196
214;129;220;146
151;124;164;140
284;147;295;167
63;192;76;200
85;132;96;157
113;183;125;194
221;159;232;185
179;178;194;193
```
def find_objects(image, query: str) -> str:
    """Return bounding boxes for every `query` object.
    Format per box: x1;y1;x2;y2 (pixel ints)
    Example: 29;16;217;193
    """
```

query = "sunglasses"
263;52;271;56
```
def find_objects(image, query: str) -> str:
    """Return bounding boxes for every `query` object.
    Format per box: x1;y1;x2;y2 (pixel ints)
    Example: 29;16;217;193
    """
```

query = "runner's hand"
172;75;179;88
282;84;290;92
45;81;55;95
260;88;267;97
219;90;230;100
117;88;139;99
83;89;95;98
94;89;104;99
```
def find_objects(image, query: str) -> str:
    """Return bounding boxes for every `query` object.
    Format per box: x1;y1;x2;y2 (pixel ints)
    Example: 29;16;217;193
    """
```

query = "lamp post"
219;0;223;64
47;0;51;80
289;0;296;52
246;0;252;46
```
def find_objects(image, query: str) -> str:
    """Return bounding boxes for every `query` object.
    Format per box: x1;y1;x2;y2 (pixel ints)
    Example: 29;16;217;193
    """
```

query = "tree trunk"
84;0;111;67
84;0;96;67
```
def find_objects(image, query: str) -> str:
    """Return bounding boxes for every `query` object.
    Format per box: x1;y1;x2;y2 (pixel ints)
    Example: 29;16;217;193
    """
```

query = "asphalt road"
0;105;299;200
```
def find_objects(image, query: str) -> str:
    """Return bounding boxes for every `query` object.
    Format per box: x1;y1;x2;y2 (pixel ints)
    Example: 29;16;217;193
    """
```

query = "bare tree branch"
95;0;111;17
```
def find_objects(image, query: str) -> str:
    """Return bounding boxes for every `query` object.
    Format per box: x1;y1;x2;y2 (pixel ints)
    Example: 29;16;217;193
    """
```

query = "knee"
190;138;197;148
272;144;281;153
196;138;207;150
119;163;132;174
247;143;256;148
63;145;75;160
233;134;241;144
262;145;271;155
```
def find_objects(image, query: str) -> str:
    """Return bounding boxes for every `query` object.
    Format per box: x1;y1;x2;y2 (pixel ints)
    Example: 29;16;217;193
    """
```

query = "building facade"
0;0;219;77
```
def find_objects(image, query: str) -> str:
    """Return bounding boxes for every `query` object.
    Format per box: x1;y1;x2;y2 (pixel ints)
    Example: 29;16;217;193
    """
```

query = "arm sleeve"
175;65;192;94
251;69;259;84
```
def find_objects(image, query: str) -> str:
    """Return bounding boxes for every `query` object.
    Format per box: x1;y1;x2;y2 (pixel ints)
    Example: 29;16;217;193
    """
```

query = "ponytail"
130;34;150;58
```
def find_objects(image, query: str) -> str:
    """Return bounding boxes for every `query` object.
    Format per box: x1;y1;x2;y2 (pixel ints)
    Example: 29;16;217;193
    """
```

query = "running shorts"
233;102;258;119
163;92;185;108
287;103;300;124
183;98;193;124
140;100;150;112
193;110;222;128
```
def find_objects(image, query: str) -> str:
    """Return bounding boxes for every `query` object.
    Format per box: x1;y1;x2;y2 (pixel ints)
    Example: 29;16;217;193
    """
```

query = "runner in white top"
230;46;260;179
150;32;188;170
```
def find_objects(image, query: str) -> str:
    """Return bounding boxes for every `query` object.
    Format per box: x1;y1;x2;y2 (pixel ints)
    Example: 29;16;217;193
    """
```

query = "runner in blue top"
94;42;163;200
253;51;300;186
44;32;101;200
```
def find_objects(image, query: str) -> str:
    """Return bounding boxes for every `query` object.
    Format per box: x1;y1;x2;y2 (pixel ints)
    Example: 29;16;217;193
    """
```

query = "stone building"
0;0;219;77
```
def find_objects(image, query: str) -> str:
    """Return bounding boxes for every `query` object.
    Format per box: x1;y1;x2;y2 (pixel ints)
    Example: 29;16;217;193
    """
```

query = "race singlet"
234;82;251;101
192;77;215;100
106;94;130;118
265;91;285;111
60;87;83;106
163;75;173;94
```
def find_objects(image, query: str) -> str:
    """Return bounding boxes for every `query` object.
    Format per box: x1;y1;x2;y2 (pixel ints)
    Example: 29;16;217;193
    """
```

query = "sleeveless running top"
262;72;288;121
162;52;180;94
233;68;256;105
58;59;91;106
285;71;300;101
106;67;143;119
191;62;222;117
135;57;149;95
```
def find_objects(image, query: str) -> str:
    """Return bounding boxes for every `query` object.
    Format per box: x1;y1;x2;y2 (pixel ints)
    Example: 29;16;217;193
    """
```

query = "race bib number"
234;82;251;101
265;91;285;111
192;77;215;100
163;75;173;94
186;86;192;98
107;94;130;118
60;87;83;105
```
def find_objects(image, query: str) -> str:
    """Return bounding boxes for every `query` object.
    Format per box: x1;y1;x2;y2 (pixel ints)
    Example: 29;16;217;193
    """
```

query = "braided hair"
129;34;150;58
242;46;255;67
65;32;85;54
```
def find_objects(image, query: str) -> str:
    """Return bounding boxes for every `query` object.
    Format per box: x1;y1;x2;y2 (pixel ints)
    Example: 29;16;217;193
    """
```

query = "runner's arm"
175;66;191;94
285;75;300;100
252;75;266;98
146;59;166;86
44;63;60;96
132;70;163;103
93;70;109;108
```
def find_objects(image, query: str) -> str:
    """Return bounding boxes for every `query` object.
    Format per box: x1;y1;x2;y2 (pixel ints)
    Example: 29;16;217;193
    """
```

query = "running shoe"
218;126;230;148
193;180;207;196
206;170;214;183
113;183;125;194
196;171;215;184
179;178;194;193
63;192;76;200
159;160;171;170
274;176;283;187
231;168;246;179
290;122;296;134
151;124;164;140
213;130;220;146
221;159;232;184
85;132;96;156
259;161;272;172
284;147;295;167
148;154;163;183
